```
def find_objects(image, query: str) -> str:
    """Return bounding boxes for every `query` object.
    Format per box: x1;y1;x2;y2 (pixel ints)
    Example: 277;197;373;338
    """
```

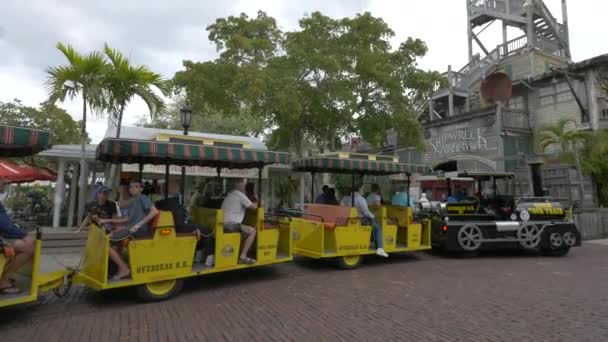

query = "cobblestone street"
1;244;608;341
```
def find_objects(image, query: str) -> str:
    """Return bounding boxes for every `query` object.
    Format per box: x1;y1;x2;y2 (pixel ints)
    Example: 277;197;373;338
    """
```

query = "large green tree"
103;43;170;138
173;11;444;153
137;95;265;136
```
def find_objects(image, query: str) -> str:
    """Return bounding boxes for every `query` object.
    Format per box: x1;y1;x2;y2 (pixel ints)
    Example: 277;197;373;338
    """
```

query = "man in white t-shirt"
221;179;258;264
341;185;389;258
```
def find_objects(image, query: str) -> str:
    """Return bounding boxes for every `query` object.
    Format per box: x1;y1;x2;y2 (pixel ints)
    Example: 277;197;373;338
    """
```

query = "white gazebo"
39;144;101;229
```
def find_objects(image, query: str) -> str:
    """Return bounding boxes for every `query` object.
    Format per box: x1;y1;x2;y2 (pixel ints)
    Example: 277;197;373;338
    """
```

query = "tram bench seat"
303;204;350;231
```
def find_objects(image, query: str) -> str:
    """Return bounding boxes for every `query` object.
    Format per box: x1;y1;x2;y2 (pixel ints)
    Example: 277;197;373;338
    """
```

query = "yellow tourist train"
289;153;431;269
1;132;580;308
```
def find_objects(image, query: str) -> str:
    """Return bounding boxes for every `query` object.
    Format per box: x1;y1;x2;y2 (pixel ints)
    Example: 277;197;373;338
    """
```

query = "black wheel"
336;255;363;269
135;278;184;302
543;247;571;257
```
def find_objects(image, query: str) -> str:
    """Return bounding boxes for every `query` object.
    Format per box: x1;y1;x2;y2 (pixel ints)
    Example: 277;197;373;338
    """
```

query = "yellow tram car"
71;137;293;301
289;153;432;269
0;125;67;308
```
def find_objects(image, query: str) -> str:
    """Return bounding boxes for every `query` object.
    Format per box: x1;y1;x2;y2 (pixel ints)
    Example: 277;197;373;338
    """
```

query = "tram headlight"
519;209;531;222
510;213;518;221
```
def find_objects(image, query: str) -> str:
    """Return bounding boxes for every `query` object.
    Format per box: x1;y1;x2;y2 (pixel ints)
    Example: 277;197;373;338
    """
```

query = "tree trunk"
77;95;88;226
572;142;586;207
115;105;124;138
107;106;125;194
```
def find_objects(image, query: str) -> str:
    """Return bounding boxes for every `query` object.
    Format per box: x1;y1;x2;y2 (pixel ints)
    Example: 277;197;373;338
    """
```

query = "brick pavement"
1;244;608;341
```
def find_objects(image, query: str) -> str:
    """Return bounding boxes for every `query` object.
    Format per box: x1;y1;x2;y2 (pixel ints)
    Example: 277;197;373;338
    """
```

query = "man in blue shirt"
0;201;35;294
391;185;413;207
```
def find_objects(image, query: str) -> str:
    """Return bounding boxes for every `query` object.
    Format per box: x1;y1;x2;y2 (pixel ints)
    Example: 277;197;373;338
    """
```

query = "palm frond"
134;85;166;118
56;42;83;66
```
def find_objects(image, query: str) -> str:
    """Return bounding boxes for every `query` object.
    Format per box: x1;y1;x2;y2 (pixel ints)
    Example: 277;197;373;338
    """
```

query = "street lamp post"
180;102;193;205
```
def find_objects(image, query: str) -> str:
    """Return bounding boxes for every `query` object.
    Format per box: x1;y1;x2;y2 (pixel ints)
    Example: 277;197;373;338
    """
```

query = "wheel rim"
457;225;482;251
145;279;177;296
342;255;361;267
563;232;577;246
518;224;541;249
550;233;563;248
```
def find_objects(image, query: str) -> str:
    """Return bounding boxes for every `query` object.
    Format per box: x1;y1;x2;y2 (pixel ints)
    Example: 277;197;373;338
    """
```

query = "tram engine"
426;163;581;256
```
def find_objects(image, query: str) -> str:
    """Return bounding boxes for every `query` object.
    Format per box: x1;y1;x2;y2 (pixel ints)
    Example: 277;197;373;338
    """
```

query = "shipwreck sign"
424;115;499;166
429;127;489;154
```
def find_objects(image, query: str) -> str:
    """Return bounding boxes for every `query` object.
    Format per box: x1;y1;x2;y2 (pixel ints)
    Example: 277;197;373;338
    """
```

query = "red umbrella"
32;166;57;182
0;159;57;183
0;159;33;182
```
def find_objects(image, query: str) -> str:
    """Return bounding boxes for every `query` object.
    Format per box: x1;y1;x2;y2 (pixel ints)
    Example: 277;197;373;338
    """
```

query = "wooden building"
417;0;608;206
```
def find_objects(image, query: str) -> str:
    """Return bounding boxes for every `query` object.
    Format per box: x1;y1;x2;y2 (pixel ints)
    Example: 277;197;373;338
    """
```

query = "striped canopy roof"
97;138;290;169
0;125;52;157
291;156;429;175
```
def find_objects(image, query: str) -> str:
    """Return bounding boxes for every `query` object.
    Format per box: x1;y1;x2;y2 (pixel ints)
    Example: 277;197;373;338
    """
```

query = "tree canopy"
0;99;86;145
581;130;608;206
173;11;444;153
136;94;265;136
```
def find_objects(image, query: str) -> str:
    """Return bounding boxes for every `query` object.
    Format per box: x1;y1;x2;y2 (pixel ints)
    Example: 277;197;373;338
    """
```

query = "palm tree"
538;119;589;206
102;43;170;138
46;43;108;225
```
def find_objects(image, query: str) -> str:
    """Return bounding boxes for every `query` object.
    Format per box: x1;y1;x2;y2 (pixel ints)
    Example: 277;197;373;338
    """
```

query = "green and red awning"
291;157;429;175
0;125;52;157
97;138;291;169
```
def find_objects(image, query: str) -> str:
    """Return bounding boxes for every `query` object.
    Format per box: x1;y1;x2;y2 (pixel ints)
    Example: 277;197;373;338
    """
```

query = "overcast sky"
0;0;601;143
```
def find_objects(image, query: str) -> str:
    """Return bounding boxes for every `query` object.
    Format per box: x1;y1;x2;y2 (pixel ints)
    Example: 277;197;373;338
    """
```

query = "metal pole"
180;127;188;205
164;163;170;199
311;172;315;202
138;163;144;182
257;167;262;208
406;173;411;206
351;174;355;207
447;178;452;197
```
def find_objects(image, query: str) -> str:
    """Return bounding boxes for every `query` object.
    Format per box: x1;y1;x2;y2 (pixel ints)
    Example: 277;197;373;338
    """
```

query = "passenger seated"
366;184;383;209
0;197;35;294
341;185;389;258
315;185;330;204
326;188;339;205
81;186;131;281
245;182;258;203
221;179;257;265
110;180;159;280
447;188;465;203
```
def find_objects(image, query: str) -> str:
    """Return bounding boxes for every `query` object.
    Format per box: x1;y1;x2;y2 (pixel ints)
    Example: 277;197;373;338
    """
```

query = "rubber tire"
542;247;571;257
336;255;363;270
135;278;184;302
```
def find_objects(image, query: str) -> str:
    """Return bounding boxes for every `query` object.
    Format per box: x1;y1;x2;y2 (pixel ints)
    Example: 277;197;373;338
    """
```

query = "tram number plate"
259;244;277;256
136;261;189;274
339;244;368;251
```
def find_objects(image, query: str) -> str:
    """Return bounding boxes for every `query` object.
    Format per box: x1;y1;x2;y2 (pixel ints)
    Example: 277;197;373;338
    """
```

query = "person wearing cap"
77;186;126;233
